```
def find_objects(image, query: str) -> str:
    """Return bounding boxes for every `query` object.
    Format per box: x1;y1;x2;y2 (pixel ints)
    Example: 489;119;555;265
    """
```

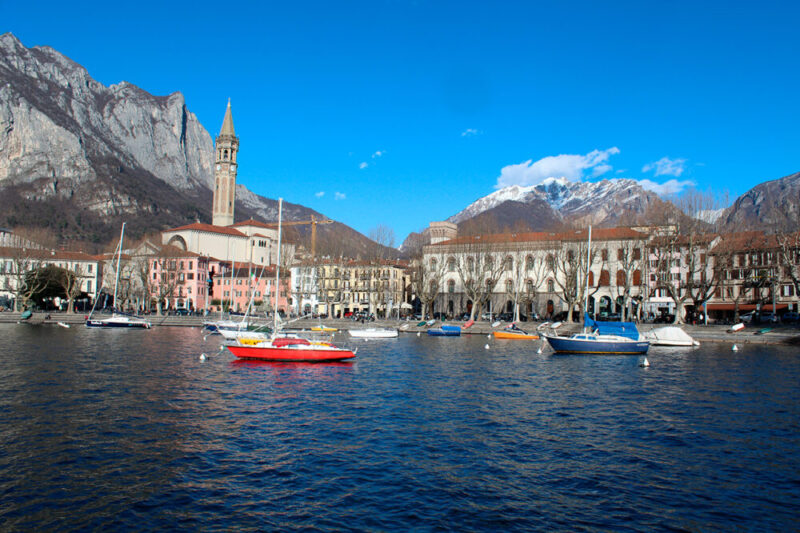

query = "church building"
160;101;283;267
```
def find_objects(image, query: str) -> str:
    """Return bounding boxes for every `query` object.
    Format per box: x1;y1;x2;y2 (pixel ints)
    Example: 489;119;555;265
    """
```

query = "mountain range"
1;32;796;257
0;32;393;258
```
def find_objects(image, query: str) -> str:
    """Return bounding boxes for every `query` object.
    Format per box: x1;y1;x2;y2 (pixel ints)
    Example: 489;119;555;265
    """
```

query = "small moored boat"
644;326;699;347
349;328;398;339
427;325;461;337
492;325;539;340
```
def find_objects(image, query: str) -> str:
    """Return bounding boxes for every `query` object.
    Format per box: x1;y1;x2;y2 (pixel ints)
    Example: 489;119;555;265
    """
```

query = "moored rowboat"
492;330;539;340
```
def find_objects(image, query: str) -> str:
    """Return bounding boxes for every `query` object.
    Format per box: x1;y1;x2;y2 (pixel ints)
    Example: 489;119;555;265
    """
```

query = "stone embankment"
1;311;798;345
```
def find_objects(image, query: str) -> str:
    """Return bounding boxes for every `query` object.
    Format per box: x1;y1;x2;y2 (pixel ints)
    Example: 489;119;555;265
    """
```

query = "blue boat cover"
584;314;640;340
441;325;461;332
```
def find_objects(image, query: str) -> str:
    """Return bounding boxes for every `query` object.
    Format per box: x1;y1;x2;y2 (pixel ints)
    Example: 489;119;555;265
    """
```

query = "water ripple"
0;325;798;530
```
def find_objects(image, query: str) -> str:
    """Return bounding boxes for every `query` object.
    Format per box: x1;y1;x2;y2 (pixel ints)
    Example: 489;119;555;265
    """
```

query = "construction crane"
265;215;333;258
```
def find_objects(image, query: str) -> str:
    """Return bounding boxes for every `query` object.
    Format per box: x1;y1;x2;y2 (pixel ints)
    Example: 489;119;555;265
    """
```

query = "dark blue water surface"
0;324;799;531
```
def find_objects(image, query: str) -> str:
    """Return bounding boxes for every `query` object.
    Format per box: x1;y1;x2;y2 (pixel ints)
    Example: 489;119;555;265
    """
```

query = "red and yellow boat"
492;328;540;340
227;336;356;362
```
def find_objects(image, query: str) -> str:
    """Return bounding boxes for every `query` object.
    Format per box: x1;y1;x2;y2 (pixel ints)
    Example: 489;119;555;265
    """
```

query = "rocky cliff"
0;33;394;257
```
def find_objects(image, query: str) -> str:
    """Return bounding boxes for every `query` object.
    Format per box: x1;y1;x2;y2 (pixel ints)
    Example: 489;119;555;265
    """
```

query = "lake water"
0;324;798;531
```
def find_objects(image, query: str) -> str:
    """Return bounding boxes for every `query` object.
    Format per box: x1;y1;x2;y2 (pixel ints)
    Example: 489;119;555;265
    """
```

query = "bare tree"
451;238;506;320
612;239;645;320
549;238;601;322
8;247;45;310
504;248;547;322
51;263;85;313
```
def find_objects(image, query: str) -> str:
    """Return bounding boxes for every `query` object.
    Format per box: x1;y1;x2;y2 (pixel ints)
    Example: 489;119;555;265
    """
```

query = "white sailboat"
86;223;151;329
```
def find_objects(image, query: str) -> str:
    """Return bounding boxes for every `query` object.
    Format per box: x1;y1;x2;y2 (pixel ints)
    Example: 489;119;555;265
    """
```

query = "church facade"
160;101;285;269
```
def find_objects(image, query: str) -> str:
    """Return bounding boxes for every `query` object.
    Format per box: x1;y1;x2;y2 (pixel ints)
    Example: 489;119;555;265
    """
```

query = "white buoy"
199;353;206;361
417;332;421;337
537;345;543;354
484;344;490;350
639;356;649;367
219;345;224;351
487;334;491;339
732;344;739;351
203;335;208;341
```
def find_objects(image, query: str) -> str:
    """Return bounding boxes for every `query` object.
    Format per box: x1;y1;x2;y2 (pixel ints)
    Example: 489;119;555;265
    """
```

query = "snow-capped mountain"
449;177;664;229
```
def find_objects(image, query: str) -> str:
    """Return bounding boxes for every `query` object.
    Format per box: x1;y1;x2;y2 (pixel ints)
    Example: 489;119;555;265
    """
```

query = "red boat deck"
227;343;356;362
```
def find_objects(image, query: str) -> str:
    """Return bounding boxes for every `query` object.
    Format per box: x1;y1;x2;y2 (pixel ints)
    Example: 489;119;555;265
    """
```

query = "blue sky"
3;0;799;243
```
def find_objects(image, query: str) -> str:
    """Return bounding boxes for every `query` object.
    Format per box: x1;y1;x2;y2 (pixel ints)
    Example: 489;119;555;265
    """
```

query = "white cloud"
495;147;620;189
335;192;346;200
642;156;687;177
591;164;612;177
371;150;385;158
359;162;368;169
461;128;481;137
315;191;325;198
637;178;694;196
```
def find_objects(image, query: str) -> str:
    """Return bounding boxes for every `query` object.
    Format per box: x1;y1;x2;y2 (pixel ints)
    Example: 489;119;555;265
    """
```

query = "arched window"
526;255;534;270
448;279;455;293
503;256;513;271
589;271;595;286
617;270;627;286
429;280;438;292
486;278;495;291
546;254;555;271
447;257;456;271
430;258;437;270
223;149;229;160
633;269;642;285
506;280;513;293
599;270;610;286
467;257;475;273
526;279;534;294
547;279;555;292
485;256;494;270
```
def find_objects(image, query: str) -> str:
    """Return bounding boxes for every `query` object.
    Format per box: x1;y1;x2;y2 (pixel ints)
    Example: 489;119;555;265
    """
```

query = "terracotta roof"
163;222;247;237
710;231;776;253
0;247;99;262
230;219;275;229
153;244;204;258
431;227;648;247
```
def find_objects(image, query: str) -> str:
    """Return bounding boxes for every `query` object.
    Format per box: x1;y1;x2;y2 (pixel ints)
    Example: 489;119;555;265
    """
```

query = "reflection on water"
0;324;798;531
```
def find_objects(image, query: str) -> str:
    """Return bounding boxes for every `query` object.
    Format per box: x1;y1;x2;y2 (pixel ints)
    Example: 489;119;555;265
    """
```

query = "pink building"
148;246;210;312
208;260;291;314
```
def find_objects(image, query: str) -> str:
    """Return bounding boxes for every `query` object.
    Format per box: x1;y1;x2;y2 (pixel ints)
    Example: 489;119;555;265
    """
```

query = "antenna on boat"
112;223;126;313
273;198;283;335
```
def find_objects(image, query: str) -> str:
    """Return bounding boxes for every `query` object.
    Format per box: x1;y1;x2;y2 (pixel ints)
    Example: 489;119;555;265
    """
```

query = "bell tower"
212;99;239;226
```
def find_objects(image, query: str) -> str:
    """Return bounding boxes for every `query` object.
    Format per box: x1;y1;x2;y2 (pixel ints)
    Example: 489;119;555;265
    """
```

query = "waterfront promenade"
2;311;798;345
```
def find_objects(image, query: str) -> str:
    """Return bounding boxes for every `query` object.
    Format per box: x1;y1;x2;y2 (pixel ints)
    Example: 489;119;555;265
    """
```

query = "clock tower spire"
212;99;238;226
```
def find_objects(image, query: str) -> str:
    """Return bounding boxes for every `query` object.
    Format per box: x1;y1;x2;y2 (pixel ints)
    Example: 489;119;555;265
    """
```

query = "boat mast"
583;225;592;318
273;198;283;334
112;223;125;311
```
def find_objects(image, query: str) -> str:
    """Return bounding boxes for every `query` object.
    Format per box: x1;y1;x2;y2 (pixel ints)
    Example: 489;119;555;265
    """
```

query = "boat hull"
86;317;151;328
349;328;398;338
227;344;356;362
427;328;460;336
492;330;539;340
544;335;649;354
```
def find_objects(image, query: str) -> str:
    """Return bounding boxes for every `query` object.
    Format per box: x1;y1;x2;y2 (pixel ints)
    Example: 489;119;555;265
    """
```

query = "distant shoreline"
2;312;797;345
